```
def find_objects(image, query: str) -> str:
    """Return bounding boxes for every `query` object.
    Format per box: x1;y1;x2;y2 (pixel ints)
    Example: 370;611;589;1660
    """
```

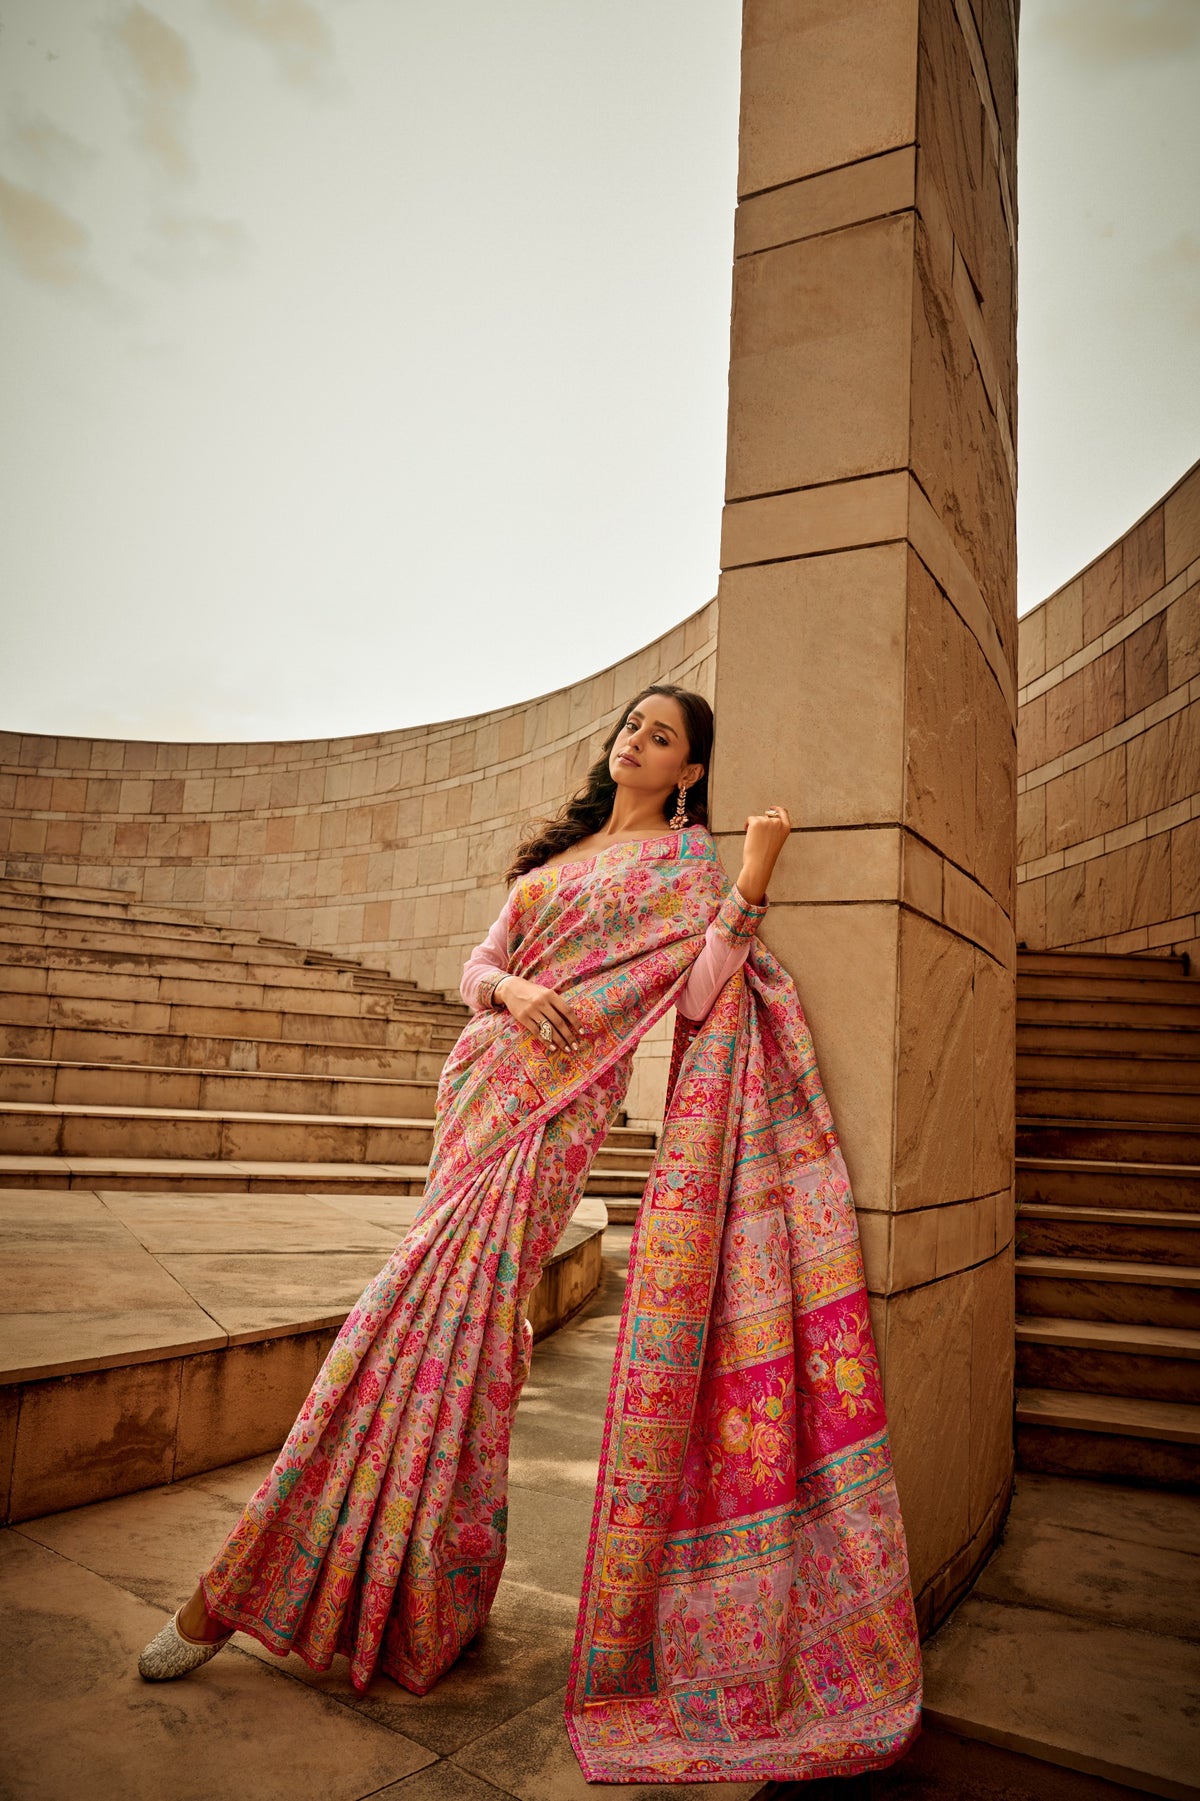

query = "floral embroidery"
197;825;921;1784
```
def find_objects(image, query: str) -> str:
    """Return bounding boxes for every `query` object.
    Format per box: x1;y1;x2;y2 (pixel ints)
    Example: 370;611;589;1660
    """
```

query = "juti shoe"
138;1607;233;1681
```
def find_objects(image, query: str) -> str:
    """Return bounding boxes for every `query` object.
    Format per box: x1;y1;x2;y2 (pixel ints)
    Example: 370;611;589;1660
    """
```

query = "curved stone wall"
1016;458;1200;963
0;604;715;995
0;604;714;1128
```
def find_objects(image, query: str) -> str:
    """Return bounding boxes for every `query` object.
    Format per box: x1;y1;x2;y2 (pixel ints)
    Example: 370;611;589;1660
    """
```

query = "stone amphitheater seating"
1015;947;1200;1487
0;879;656;1525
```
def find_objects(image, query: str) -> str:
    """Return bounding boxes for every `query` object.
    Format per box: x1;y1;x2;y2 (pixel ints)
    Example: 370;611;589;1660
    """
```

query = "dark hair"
504;683;714;886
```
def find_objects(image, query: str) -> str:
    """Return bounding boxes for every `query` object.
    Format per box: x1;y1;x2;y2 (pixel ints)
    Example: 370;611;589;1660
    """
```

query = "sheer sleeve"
459;897;513;1012
675;883;770;1022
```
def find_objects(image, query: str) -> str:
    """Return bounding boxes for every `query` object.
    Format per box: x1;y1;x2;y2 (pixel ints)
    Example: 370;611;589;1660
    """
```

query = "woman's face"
608;693;704;803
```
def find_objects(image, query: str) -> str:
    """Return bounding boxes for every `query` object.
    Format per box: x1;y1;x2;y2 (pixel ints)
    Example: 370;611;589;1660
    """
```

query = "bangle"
479;972;512;1011
491;975;512;1009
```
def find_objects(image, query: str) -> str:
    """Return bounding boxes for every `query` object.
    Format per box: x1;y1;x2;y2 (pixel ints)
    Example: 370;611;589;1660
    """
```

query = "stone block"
1164;461;1200;582
881;1262;973;1596
910;222;1015;649
1016;785;1045;864
738;0;918;196
1082;540;1125;642
1044;664;1086;763
1044;580;1083;670
894;909;975;1210
1017;605;1046;689
1124;506;1166;610
712;544;907;834
972;946;1014;1197
8;1358;181;1520
1166;579;1200;689
756;901;898;1212
904;553;977;872
1124;610;1168;716
1082;642;1125;741
726;213;914;500
175;1328;337;1478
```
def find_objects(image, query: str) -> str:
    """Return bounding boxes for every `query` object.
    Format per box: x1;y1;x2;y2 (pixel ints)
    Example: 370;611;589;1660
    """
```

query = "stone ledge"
0;1190;607;1523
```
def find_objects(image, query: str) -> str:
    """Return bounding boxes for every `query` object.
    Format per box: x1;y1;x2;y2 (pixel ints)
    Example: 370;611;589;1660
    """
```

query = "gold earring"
670;782;689;830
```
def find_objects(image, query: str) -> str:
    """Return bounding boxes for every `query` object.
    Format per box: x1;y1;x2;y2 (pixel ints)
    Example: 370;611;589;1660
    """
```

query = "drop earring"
670;782;689;830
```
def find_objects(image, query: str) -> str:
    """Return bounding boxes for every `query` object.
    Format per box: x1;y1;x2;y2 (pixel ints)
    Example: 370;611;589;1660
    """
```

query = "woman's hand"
737;807;792;905
496;975;582;1054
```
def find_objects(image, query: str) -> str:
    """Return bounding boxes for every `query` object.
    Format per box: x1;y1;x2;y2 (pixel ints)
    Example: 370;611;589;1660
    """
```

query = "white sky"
0;0;1197;742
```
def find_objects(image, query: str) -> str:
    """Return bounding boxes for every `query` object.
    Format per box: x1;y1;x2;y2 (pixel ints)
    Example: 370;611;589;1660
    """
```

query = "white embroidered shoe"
138;1607;233;1680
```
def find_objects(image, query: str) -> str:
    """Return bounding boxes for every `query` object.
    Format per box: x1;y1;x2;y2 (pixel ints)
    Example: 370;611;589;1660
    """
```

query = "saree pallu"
199;827;922;1782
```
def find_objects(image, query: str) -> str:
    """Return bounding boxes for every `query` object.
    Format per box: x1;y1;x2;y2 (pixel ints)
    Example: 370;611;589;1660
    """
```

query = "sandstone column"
711;0;1019;1632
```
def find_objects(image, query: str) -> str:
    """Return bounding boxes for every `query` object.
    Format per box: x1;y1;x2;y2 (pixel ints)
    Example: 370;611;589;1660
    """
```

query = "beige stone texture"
712;545;907;832
737;0;918;197
726;214;915;501
893;909;975;1211
1018;457;1200;957
1164;460;1200;581
754;903;899;1215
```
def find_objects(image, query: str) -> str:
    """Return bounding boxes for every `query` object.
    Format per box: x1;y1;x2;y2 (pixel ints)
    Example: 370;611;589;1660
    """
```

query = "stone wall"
0;605;715;1126
708;0;1019;1633
1016;458;1200;963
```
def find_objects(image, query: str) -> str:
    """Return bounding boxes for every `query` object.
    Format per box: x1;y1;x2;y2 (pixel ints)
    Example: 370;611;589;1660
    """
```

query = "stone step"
0;962;465;1025
0;1100;658;1168
0;1152;652;1197
1018;1018;1200;1058
1016;1115;1200;1166
0;935;426;998
1017;1156;1200;1214
1016;947;1190;979
1018;971;1200;1004
1017;1047;1200;1087
1016;1203;1200;1266
0;991;461;1050
0;897;424;993
1015;1385;1200;1487
0;893;328;956
1016;1081;1200;1125
1015;1314;1200;1405
0;1055;443;1118
0;1020;452;1080
0;911;405;979
1015;1254;1200;1331
1018;994;1200;1028
0;1187;609;1523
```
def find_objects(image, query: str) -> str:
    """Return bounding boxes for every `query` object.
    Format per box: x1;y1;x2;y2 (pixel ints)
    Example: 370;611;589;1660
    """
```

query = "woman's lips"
617;753;639;766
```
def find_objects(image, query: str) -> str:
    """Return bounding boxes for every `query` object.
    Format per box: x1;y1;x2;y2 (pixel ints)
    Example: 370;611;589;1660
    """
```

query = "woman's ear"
680;761;705;790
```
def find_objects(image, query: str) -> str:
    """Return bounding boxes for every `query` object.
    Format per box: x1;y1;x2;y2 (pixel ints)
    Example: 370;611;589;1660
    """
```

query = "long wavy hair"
504;684;714;886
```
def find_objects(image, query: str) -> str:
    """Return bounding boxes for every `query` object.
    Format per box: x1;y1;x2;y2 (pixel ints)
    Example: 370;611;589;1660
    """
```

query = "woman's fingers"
544;994;581;1052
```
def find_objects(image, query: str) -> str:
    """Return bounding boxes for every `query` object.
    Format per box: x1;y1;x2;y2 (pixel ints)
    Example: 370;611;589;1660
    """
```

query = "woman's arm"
676;882;769;1021
459;899;513;1012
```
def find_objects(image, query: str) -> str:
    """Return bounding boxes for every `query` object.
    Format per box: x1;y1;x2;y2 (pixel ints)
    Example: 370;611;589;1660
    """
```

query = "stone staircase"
1014;946;1200;1488
0;878;639;1524
0;877;656;1202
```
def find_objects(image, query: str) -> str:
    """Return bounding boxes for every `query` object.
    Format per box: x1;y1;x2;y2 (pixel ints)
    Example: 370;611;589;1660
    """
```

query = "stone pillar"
710;0;1019;1632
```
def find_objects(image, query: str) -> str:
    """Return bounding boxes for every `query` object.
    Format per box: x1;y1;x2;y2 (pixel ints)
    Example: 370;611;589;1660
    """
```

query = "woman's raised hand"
737;806;792;905
497;975;582;1054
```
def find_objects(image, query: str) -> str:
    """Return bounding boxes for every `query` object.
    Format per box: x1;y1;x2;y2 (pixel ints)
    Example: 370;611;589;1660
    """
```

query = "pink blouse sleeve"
675;883;770;1021
459;897;514;1012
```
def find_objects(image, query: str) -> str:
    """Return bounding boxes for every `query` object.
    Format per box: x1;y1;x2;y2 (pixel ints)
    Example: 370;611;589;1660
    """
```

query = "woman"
137;683;924;1784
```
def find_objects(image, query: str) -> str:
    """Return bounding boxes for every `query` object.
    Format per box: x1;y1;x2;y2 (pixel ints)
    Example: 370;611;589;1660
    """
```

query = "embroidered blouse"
460;873;769;1022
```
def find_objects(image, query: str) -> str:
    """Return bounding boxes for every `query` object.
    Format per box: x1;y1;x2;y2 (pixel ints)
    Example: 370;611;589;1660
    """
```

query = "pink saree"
201;827;923;1783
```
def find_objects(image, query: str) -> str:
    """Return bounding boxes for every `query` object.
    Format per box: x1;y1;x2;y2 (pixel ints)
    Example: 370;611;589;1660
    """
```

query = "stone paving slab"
1;1228;762;1801
920;1469;1200;1799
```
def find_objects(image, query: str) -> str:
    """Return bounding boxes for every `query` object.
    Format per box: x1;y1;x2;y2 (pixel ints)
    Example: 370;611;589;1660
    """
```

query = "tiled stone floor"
3;1227;1195;1800
0;1228;763;1801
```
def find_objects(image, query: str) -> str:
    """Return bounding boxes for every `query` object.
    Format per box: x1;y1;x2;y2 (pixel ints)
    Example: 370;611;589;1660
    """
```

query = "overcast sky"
1;1;1197;743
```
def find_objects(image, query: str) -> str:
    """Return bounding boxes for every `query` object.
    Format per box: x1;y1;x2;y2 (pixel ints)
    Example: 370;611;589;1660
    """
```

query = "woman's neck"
602;793;672;838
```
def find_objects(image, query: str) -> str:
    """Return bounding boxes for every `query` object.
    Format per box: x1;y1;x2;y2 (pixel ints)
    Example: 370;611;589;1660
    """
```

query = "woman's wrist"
735;863;771;906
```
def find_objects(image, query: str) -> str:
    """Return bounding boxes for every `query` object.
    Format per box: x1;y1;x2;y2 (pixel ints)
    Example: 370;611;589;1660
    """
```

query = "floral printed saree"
200;826;923;1784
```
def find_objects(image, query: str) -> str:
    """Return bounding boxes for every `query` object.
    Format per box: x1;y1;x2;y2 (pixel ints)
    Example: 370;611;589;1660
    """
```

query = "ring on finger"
538;1019;554;1044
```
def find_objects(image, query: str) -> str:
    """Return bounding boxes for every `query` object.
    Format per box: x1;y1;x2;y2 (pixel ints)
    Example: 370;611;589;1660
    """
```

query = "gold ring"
538;1020;554;1044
